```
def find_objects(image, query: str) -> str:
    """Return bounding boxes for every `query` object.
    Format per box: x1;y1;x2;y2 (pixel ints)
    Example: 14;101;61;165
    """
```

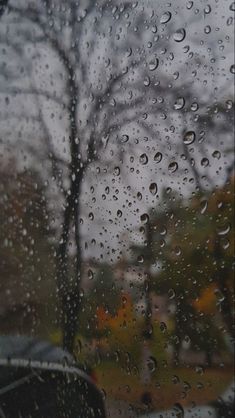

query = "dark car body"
0;336;106;418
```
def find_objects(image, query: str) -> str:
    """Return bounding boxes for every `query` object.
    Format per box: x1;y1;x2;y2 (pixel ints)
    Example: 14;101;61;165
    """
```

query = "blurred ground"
97;364;233;416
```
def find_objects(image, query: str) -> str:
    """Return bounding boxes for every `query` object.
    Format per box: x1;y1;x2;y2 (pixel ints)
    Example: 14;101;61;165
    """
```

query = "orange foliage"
193;284;217;314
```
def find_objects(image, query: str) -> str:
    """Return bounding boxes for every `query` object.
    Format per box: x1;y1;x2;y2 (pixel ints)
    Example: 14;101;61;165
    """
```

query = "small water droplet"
168;162;178;173
137;191;142;201
160;322;167;332
89;212;94;220
117;209;122;218
147;356;157;373
114;166;120;175
186;1;194;10
139;153;148;165
149;182;158;195
230;2;235;11
204;4;211;14
88;269;94;280
154;152;162;163
191;102;199;111
212;150;221;159
201;157;209;167
200;199;208;214
225;100;233;110
230;64;235;74
172;375;180;384
144;76;151;86
204;25;211;34
168;289;176;299
137;255;144;263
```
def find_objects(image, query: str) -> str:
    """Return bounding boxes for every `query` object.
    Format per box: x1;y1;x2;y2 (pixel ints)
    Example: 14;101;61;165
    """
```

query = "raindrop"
144;76;151;86
225;100;233;110
183;131;196;145
191;102;199;111
121;134;129;143
126;47;132;57
117;209;122;218
149;182;158;195
89;212;94;221
160;11;172;24
88;269;94;280
212;150;221;159
201;157;209;167
137;255;144;263
139;153;148;165
217;223;231;236
154;152;162;163
204;25;211;34
173;28;186;42
114;166;120;176
230;64;235;74
168;289;176;299
137;192;142;201
160;322;167;332
147;356;157;373
140;213;149;224
200;200;208;214
174;97;185;110
230;2;235;11
168;162;178;173
204;4;211;14
148;58;159;71
172;375;180;384
186;1;194;9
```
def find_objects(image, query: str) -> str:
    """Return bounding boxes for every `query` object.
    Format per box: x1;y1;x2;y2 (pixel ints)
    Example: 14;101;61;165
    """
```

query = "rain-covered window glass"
0;1;234;417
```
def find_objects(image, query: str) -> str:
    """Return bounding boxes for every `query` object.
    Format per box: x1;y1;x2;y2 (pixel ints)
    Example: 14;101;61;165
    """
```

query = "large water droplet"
174;28;186;42
174;97;185;110
148;58;159;71
160;11;172;24
183;131;196;145
140;213;149;224
121;134;129;143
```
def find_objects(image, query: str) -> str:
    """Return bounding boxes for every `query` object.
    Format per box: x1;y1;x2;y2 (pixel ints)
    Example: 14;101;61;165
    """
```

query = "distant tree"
132;175;234;364
0;159;56;335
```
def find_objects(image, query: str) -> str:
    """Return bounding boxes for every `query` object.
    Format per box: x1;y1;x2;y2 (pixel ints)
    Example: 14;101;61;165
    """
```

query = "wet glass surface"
0;1;234;417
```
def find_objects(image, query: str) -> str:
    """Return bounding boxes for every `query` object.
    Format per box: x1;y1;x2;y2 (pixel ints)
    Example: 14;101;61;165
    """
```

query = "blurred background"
0;0;234;416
